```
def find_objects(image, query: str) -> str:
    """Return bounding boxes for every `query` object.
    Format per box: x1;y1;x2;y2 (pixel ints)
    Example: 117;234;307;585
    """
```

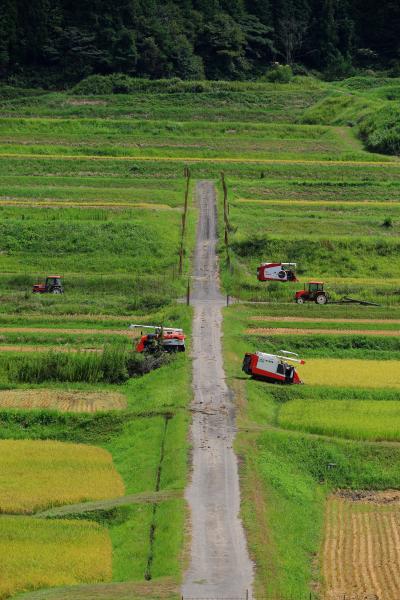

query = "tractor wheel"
315;294;327;305
51;288;62;294
296;297;305;304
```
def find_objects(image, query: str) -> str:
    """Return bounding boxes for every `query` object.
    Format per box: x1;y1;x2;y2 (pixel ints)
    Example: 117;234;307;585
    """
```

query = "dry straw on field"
0;389;127;412
298;359;400;388
0;439;124;513
322;494;400;600
0;516;111;599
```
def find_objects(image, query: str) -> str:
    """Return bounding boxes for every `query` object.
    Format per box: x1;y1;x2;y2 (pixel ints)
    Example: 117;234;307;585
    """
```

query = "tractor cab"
257;262;297;282
295;281;328;305
32;275;64;294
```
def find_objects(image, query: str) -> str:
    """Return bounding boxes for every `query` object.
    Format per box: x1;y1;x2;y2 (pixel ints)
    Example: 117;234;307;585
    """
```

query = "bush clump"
359;105;400;155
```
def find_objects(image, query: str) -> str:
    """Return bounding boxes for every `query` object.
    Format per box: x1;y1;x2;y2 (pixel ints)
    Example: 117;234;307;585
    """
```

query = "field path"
182;181;253;599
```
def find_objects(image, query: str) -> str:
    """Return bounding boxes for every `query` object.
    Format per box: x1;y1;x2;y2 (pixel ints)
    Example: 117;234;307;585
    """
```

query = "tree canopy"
1;0;399;85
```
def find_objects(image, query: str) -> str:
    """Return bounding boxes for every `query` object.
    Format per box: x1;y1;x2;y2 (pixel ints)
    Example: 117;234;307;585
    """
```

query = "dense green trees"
1;0;399;85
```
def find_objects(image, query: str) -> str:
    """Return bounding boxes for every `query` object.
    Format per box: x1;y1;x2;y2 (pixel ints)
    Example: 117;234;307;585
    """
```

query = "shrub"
358;104;400;155
266;64;293;84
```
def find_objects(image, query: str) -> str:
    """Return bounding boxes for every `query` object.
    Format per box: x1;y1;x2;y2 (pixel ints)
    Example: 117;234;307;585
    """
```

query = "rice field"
0;389;127;412
279;398;400;441
0;516;111;599
0;440;124;513
297;359;400;388
322;494;400;600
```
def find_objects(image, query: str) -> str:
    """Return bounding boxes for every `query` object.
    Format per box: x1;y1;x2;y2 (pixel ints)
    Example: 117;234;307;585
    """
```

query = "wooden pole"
186;278;190;306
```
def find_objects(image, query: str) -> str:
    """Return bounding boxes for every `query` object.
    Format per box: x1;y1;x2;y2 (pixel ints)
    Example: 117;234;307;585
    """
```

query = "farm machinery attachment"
243;350;305;385
129;324;186;353
32;275;64;294
257;262;297;282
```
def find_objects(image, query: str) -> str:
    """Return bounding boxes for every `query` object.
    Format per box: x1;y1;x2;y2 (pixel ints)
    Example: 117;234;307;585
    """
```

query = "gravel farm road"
182;181;254;600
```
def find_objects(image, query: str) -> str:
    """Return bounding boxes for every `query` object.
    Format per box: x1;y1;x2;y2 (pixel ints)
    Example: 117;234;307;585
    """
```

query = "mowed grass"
297;359;400;388
0;516;111;599
279;399;400;441
0;440;124;513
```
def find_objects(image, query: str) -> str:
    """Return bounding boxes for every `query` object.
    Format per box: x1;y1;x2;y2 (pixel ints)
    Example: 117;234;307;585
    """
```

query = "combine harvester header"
257;262;297;282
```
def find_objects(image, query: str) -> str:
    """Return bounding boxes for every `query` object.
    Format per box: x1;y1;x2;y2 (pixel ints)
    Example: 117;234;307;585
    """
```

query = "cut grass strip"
0;439;124;513
1;152;399;165
36;490;182;518
250;316;400;324
246;327;400;336
13;578;179;600
0;516;111;600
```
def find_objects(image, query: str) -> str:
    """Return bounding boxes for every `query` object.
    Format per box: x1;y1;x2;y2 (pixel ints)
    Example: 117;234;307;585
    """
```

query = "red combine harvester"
242;350;304;384
129;325;186;353
257;262;297;282
32;275;64;294
295;281;328;304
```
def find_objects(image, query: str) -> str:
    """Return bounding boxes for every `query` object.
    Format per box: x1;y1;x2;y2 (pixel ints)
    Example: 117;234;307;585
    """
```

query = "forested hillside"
1;0;400;86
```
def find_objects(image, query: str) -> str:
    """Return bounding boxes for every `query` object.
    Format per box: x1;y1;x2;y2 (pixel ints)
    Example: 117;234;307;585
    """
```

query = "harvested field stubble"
0;389;127;412
323;494;400;600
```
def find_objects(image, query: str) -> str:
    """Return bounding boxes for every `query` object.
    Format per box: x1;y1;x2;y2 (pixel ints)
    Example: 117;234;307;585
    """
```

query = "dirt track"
182;182;253;599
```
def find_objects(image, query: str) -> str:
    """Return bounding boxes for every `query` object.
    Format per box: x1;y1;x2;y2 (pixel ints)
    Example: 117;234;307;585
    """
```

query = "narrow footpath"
182;181;253;599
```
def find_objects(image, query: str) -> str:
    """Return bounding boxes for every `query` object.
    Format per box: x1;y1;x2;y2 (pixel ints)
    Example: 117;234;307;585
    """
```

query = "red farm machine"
129;324;186;353
257;262;297;282
295;281;328;304
242;350;305;385
32;275;64;294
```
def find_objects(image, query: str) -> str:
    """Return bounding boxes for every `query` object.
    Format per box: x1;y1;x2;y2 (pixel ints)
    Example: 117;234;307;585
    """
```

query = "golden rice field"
0;516;111;599
322;494;400;600
0;440;124;513
0;389;127;412
279;399;400;441
297;359;400;388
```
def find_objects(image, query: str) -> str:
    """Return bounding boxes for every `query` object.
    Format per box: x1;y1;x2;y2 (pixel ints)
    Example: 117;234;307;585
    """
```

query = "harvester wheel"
51;288;62;294
296;297;305;304
315;294;327;305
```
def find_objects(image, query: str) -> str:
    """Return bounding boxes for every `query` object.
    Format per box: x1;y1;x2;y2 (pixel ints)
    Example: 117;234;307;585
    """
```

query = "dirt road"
182;182;253;599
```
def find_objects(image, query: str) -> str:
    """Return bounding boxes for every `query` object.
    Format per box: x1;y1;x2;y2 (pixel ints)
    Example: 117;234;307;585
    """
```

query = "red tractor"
295;281;328;305
32;275;64;294
129;325;186;353
242;350;304;384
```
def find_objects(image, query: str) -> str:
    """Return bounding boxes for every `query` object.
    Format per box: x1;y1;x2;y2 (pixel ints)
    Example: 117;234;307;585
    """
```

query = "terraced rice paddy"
322;494;400;600
0;517;111;599
0;440;124;513
279;398;400;441
1;77;400;599
0;389;127;412
297;359;400;388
